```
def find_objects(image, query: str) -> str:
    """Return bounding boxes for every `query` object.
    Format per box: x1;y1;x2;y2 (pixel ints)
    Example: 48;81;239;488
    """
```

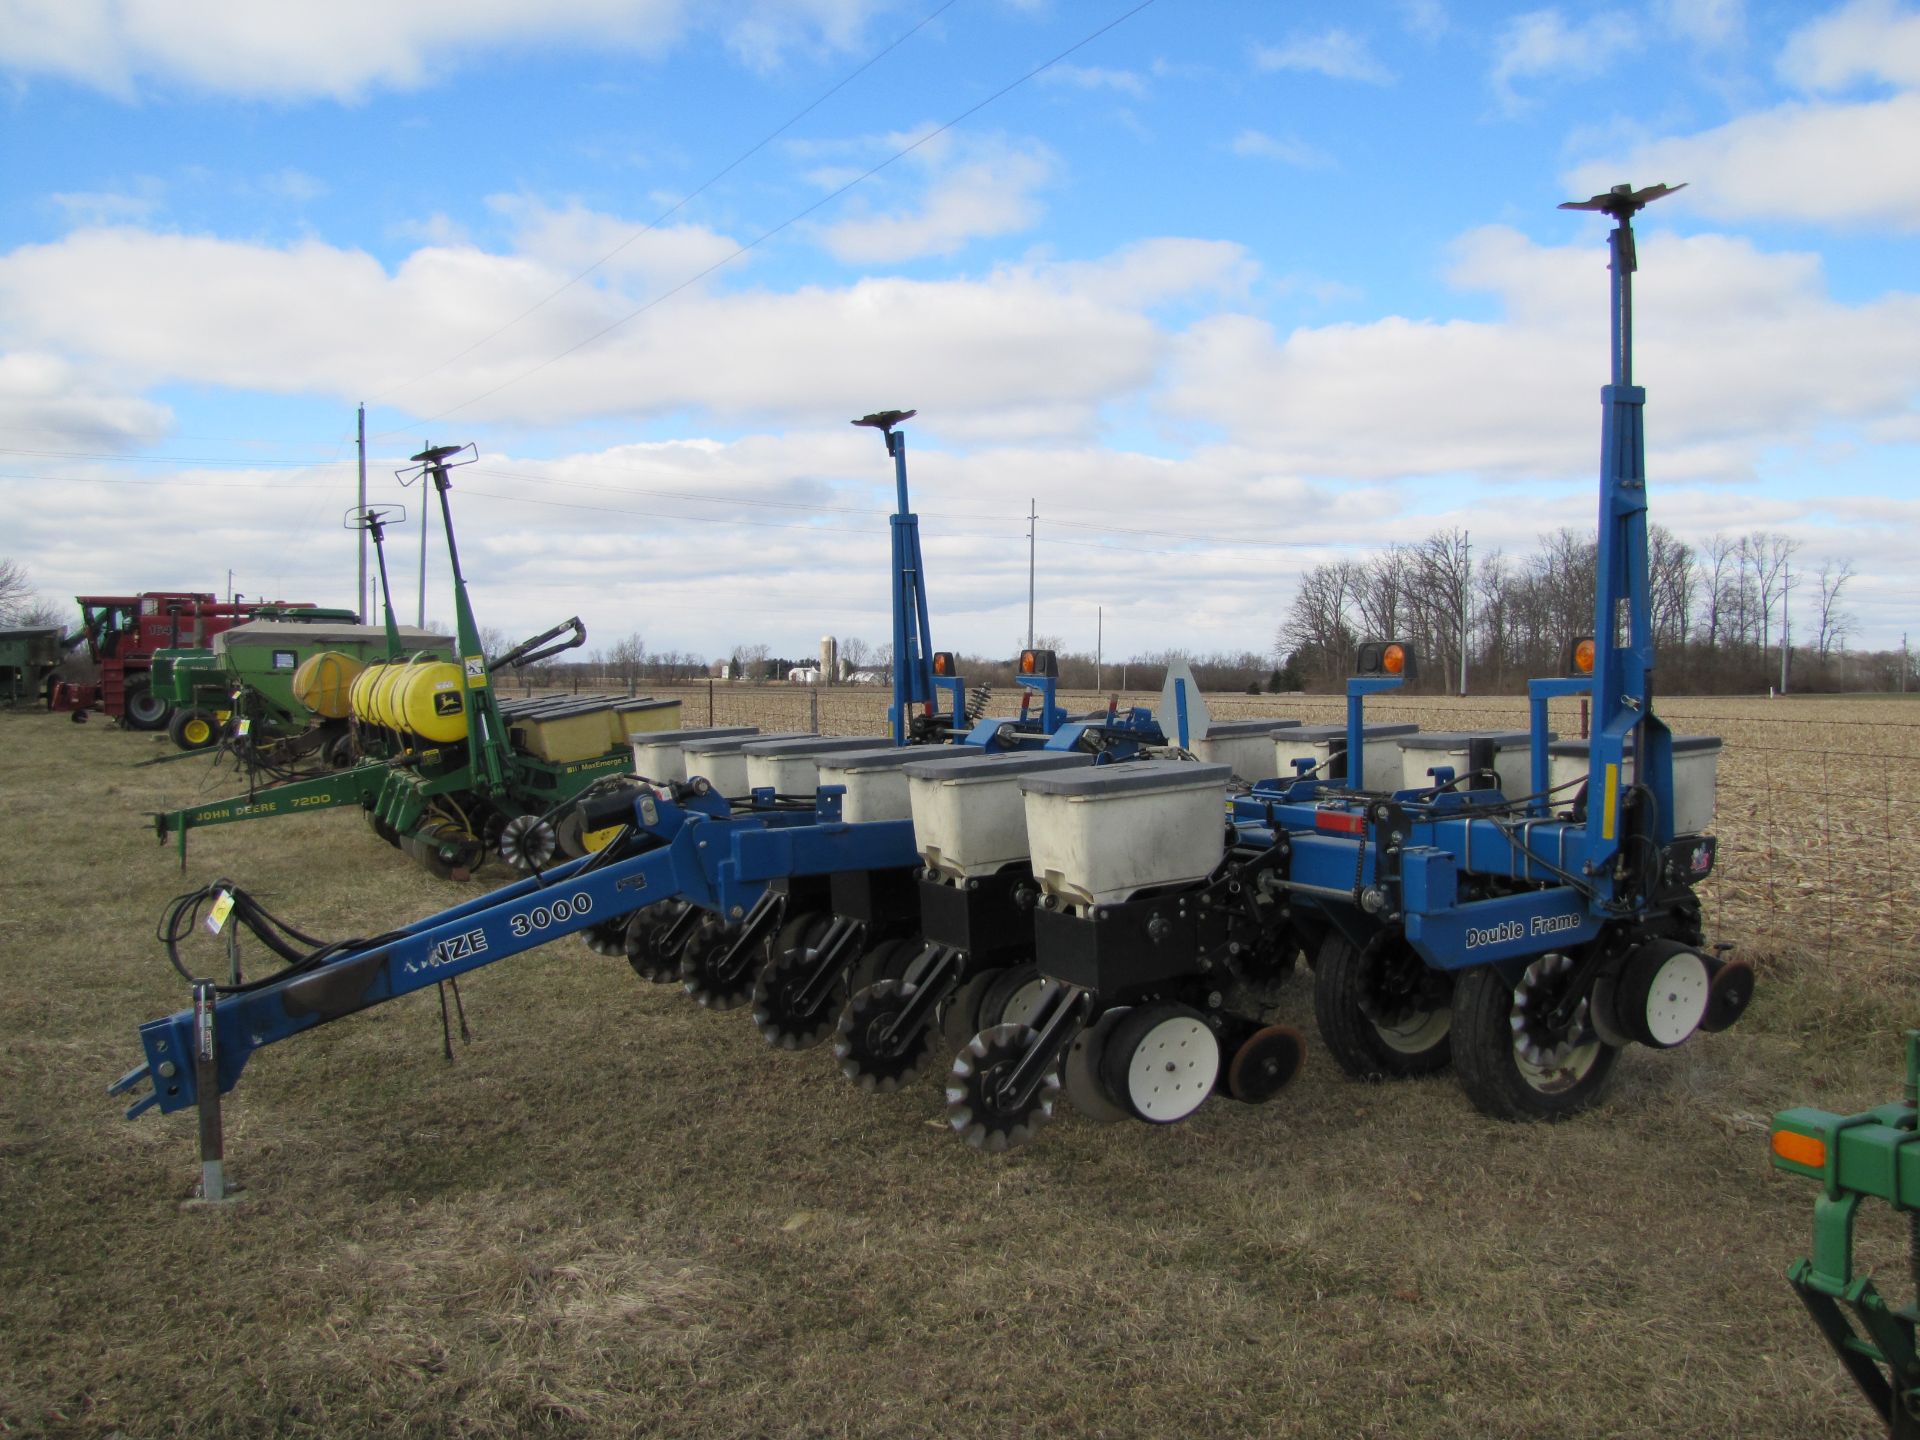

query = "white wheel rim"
1375;1006;1450;1054
1123;1016;1220;1123
1643;951;1710;1046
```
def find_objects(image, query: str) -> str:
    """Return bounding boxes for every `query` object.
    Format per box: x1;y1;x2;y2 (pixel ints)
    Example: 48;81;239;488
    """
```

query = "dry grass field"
3;691;1916;1438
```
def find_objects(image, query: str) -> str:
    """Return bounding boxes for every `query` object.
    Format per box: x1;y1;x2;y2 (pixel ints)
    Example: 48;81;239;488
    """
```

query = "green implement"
1772;1032;1920;1438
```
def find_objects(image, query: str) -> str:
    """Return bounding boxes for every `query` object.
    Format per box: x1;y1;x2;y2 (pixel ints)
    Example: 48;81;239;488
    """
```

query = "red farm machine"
48;592;314;730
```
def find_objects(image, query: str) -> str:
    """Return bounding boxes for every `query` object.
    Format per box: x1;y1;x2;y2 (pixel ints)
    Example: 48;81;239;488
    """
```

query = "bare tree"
1279;559;1360;685
0;558;35;624
607;631;646;689
1815;558;1856;659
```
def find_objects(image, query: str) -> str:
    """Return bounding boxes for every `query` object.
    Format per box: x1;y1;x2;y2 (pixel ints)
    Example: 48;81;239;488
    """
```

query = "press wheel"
1099;1002;1220;1125
1061;1006;1134;1124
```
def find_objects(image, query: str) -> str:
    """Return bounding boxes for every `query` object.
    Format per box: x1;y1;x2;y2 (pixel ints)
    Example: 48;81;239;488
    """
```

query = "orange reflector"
1019;651;1037;674
1381;643;1405;676
932;650;954;677
1772;1129;1826;1169
1315;809;1367;835
1573;638;1595;675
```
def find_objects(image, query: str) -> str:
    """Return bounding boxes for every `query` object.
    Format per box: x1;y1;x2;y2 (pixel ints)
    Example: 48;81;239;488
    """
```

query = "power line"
372;0;1159;438
369;0;968;406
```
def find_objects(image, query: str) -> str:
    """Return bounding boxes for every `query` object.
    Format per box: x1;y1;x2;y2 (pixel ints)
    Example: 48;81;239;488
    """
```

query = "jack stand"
181;980;243;1209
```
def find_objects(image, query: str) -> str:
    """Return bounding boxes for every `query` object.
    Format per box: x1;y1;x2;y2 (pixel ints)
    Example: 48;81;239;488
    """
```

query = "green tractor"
153;445;679;878
153;614;452;756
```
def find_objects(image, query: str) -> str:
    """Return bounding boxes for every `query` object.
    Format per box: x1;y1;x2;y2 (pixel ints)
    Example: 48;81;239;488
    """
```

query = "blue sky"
3;0;1917;665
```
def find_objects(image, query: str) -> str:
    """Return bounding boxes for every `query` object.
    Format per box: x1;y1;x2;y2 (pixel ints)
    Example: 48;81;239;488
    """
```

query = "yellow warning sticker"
1601;762;1619;840
205;890;235;935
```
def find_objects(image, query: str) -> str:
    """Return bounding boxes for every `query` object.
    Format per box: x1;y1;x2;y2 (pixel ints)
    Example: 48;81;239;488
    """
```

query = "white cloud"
1565;92;1920;230
1039;63;1148;98
261;169;329;205
0;350;173;452
0;0;894;101
819;134;1059;264
48;181;164;225
1161;226;1920;486
1490;8;1639;111
1401;1;1448;44
1252;29;1394;85
1230;129;1334;169
0;217;1243;441
1779;0;1920;91
1658;0;1744;48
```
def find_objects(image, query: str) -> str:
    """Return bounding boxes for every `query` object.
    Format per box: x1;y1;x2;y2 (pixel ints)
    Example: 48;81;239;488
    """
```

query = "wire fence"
546;680;1920;977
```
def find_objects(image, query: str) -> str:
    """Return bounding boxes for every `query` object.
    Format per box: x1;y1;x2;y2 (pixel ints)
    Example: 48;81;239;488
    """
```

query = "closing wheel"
1061;1006;1134;1124
752;940;846;1051
624;903;681;983
850;935;927;995
167;708;219;751
941;968;1001;1055
977;963;1052;1030
835;979;938;1091
498;813;558;871
1452;960;1620;1121
1099;1003;1221;1124
1312;932;1453;1080
123;682;170;731
1701;957;1754;1033
946;1022;1060;1153
553;808;590;859
1227;1024;1307;1105
680;916;756;1010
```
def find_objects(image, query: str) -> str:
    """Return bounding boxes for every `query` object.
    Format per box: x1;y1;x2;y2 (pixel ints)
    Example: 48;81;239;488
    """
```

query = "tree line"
1277;526;1901;694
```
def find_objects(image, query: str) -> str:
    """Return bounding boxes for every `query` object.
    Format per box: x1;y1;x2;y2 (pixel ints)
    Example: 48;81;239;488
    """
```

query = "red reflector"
1315;809;1367;835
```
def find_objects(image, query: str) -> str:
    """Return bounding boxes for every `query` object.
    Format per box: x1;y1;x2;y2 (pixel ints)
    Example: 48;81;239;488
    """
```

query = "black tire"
123;681;170;731
1311;932;1453;1080
167;709;220;752
1451;964;1620;1122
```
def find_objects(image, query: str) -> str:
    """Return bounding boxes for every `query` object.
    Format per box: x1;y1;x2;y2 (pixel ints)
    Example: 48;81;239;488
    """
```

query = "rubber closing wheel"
1227;1024;1307;1104
977;963;1051;1030
946;1022;1060;1152
1061;1006;1134;1124
1099;1003;1220;1125
1701;958;1754;1033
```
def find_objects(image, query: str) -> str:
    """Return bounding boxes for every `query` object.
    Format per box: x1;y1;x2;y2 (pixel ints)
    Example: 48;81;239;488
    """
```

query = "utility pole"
356;403;367;623
1904;633;1910;694
1026;499;1037;649
1096;605;1102;691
